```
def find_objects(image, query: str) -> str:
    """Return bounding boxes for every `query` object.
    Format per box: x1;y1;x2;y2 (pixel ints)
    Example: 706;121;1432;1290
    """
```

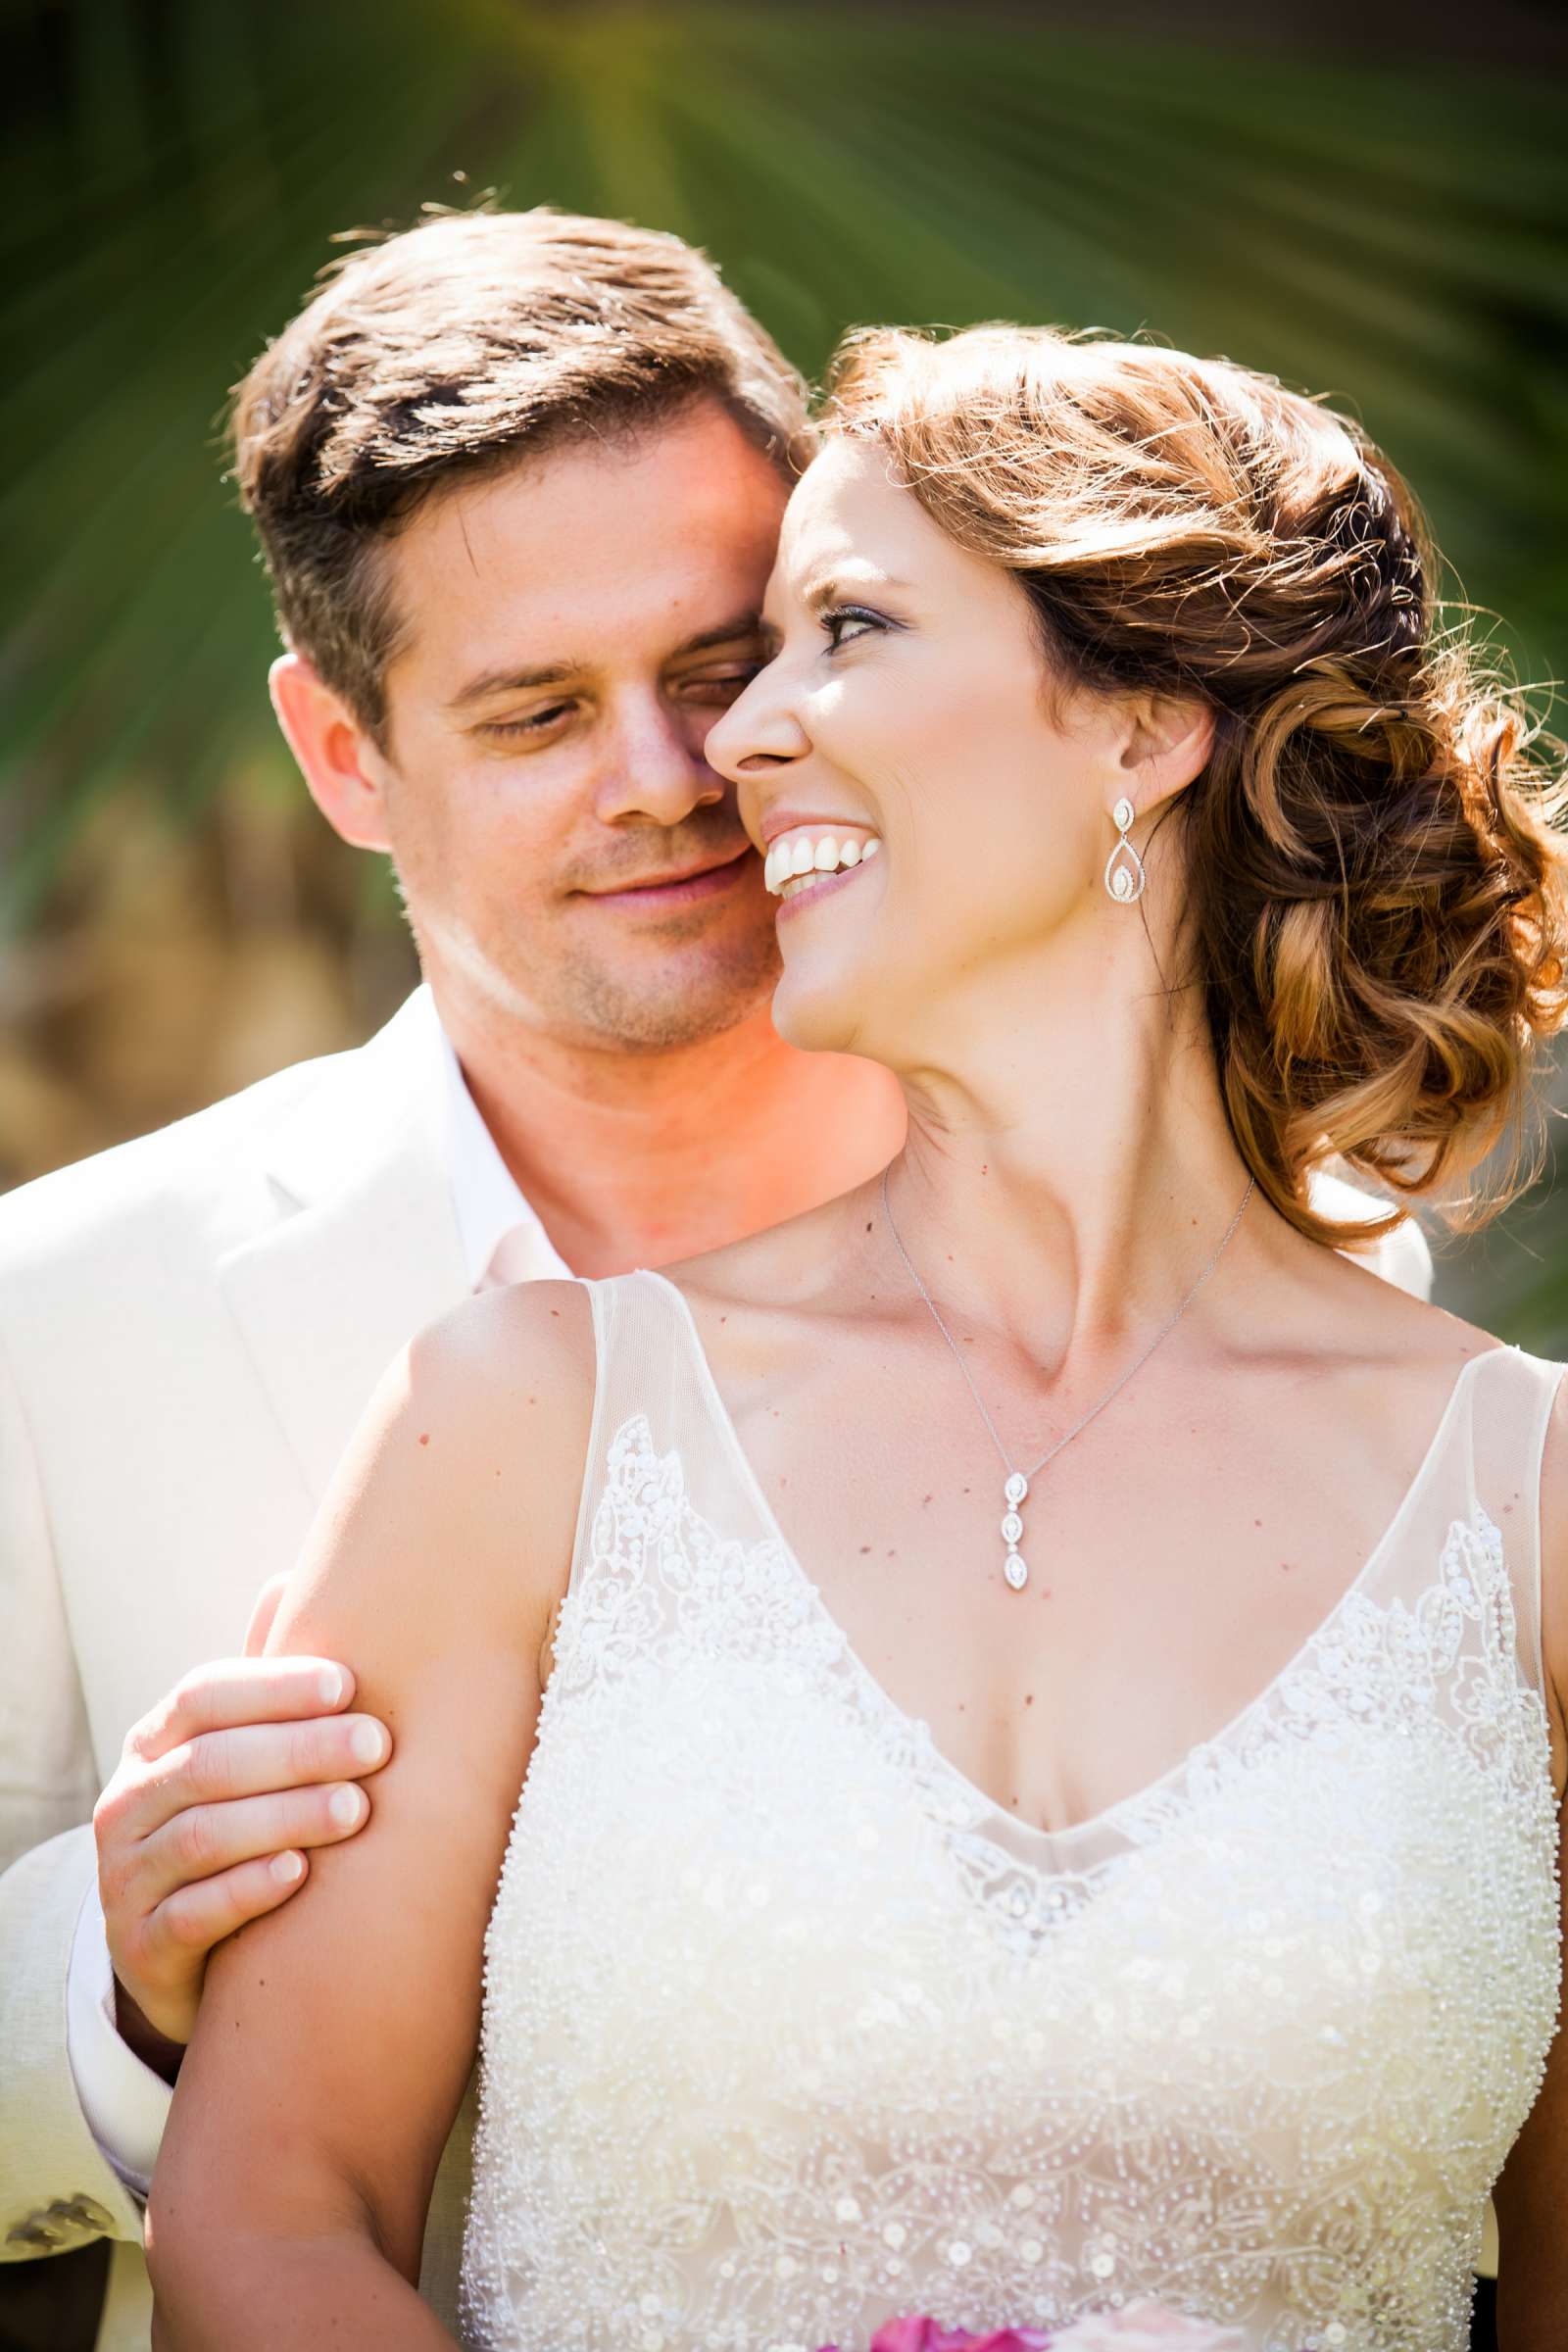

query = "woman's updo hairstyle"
823;325;1568;1245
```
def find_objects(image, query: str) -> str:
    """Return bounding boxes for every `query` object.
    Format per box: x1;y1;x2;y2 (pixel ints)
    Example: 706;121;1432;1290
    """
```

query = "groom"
0;208;1432;2351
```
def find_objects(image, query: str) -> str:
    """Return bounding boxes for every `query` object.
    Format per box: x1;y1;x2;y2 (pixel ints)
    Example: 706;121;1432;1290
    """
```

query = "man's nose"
593;696;725;828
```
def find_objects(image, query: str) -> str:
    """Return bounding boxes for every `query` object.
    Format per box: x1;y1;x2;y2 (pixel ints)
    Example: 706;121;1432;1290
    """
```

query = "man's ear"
270;653;394;854
1117;692;1214;815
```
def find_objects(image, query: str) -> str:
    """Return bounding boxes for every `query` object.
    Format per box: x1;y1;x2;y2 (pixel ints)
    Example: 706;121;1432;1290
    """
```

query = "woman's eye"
822;606;883;654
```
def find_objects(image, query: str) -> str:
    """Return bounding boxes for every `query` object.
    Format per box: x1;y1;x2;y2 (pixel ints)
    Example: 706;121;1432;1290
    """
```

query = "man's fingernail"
317;1667;345;1707
329;1785;366;1829
271;1851;305;1885
350;1720;388;1766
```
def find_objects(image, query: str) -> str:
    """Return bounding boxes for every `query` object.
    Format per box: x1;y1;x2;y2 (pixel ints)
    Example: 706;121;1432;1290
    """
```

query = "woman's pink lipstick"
774;858;871;922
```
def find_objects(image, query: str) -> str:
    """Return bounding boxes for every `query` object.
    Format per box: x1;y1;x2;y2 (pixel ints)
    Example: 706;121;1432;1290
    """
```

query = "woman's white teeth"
764;830;883;897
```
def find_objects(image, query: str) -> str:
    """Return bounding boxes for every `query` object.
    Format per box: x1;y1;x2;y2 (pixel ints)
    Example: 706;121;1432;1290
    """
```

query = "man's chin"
419;914;783;1054
542;907;784;1051
562;960;782;1054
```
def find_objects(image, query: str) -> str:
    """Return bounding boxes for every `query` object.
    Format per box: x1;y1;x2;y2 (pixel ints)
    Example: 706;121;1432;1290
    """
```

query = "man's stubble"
402;872;787;1057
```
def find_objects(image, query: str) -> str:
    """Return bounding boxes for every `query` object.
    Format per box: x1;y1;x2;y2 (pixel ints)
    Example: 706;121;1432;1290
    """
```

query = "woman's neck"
881;951;1258;1374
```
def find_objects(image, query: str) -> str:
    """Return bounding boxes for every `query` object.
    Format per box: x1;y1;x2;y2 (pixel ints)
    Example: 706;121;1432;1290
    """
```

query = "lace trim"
547;1413;1553;1928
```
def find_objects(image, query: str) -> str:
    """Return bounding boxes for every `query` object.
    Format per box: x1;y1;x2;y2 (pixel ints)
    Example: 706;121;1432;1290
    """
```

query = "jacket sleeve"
1307;1166;1434;1303
0;1332;145;2255
1370;1214;1434;1303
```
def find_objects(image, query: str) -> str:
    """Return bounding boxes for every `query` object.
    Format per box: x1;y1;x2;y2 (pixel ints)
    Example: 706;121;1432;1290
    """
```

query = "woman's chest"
714;1348;1473;1839
496;1622;1558;2166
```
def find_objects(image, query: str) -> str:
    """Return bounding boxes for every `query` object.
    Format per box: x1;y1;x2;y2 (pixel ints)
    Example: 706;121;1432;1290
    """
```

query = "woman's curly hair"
824;324;1568;1246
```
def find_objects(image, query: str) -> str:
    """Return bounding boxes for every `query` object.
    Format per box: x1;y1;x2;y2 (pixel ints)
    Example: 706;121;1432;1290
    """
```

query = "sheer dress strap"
1466;1344;1566;1706
536;1271;615;1691
538;1269;735;1692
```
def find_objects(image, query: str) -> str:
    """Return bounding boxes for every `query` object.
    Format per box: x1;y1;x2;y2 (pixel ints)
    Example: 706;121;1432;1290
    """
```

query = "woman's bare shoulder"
1530;1348;1568;1790
407;1275;597;1430
276;1277;597;1678
1276;1199;1501;1382
381;1276;596;1517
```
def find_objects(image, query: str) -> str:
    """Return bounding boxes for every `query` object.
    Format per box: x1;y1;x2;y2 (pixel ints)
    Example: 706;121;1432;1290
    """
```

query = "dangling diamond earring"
1102;796;1146;904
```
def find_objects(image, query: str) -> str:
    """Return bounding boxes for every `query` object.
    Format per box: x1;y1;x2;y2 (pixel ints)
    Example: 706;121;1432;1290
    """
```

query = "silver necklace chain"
879;1163;1254;1592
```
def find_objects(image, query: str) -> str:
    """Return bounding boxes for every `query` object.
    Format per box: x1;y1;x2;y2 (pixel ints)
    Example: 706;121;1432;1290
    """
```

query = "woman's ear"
1117;692;1214;813
270;654;394;853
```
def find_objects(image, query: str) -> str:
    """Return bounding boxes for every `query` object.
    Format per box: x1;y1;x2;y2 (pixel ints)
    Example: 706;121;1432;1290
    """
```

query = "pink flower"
816;2307;1246;2352
872;2325;1052;2352
814;2326;1051;2352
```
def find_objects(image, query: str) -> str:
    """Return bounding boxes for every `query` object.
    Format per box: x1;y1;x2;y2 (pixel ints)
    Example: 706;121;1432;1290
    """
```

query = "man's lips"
575;844;759;908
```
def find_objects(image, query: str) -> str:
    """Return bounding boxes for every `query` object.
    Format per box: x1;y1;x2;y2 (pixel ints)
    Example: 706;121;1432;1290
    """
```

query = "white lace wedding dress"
459;1270;1562;2352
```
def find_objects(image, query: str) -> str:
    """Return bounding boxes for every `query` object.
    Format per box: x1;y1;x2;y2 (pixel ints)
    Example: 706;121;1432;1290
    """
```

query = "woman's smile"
763;821;883;911
772;845;880;922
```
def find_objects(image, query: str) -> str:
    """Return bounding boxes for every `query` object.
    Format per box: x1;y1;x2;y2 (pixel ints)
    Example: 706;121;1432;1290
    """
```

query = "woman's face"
705;437;1136;1064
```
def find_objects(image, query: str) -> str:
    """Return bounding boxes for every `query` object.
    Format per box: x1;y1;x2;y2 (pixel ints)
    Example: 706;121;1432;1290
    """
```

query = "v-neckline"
639;1267;1498;1863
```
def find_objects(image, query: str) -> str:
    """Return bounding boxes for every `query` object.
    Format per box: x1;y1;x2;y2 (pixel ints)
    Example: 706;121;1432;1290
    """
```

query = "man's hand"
93;1575;392;2068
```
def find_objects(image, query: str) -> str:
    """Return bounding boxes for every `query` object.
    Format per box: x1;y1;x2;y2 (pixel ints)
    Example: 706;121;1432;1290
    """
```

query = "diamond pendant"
1002;1472;1029;1591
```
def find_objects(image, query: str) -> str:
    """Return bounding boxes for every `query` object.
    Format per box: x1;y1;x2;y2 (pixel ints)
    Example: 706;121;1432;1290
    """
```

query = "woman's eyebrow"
798;569;911;610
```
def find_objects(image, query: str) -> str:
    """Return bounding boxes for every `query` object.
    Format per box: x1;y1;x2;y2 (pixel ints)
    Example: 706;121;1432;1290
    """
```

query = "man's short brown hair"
229;207;811;739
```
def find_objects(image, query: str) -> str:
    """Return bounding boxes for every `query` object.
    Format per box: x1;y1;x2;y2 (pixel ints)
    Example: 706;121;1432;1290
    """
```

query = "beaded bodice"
460;1271;1563;2352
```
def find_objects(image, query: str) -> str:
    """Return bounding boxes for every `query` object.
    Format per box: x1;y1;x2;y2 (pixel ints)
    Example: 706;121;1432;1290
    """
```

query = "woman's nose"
705;664;811;785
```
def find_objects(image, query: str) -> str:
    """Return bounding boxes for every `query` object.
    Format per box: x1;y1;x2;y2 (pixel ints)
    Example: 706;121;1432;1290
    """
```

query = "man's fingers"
135;1782;370;1907
243;1573;290;1658
147;1850;314;1971
124;1655;359;1763
131;1714;392;1828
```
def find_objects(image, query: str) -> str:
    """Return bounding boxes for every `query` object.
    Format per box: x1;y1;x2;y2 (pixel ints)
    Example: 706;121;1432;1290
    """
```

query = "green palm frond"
4;0;1564;1327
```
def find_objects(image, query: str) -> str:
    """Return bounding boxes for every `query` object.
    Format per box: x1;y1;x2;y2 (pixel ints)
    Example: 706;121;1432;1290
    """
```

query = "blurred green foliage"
4;0;1566;1326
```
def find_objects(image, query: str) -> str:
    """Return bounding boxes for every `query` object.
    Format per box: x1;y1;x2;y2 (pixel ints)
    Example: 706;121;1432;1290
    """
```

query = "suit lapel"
217;990;469;1501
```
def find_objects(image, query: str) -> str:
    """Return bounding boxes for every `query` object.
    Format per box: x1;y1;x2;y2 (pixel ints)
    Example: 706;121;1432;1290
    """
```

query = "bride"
147;325;1568;2351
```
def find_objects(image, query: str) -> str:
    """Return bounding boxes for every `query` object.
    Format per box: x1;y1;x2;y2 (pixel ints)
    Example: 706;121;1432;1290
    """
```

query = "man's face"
371;402;791;1053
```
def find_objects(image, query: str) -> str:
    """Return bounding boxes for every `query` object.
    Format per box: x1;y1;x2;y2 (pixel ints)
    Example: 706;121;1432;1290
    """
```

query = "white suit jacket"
0;986;1434;2349
0;990;486;2349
